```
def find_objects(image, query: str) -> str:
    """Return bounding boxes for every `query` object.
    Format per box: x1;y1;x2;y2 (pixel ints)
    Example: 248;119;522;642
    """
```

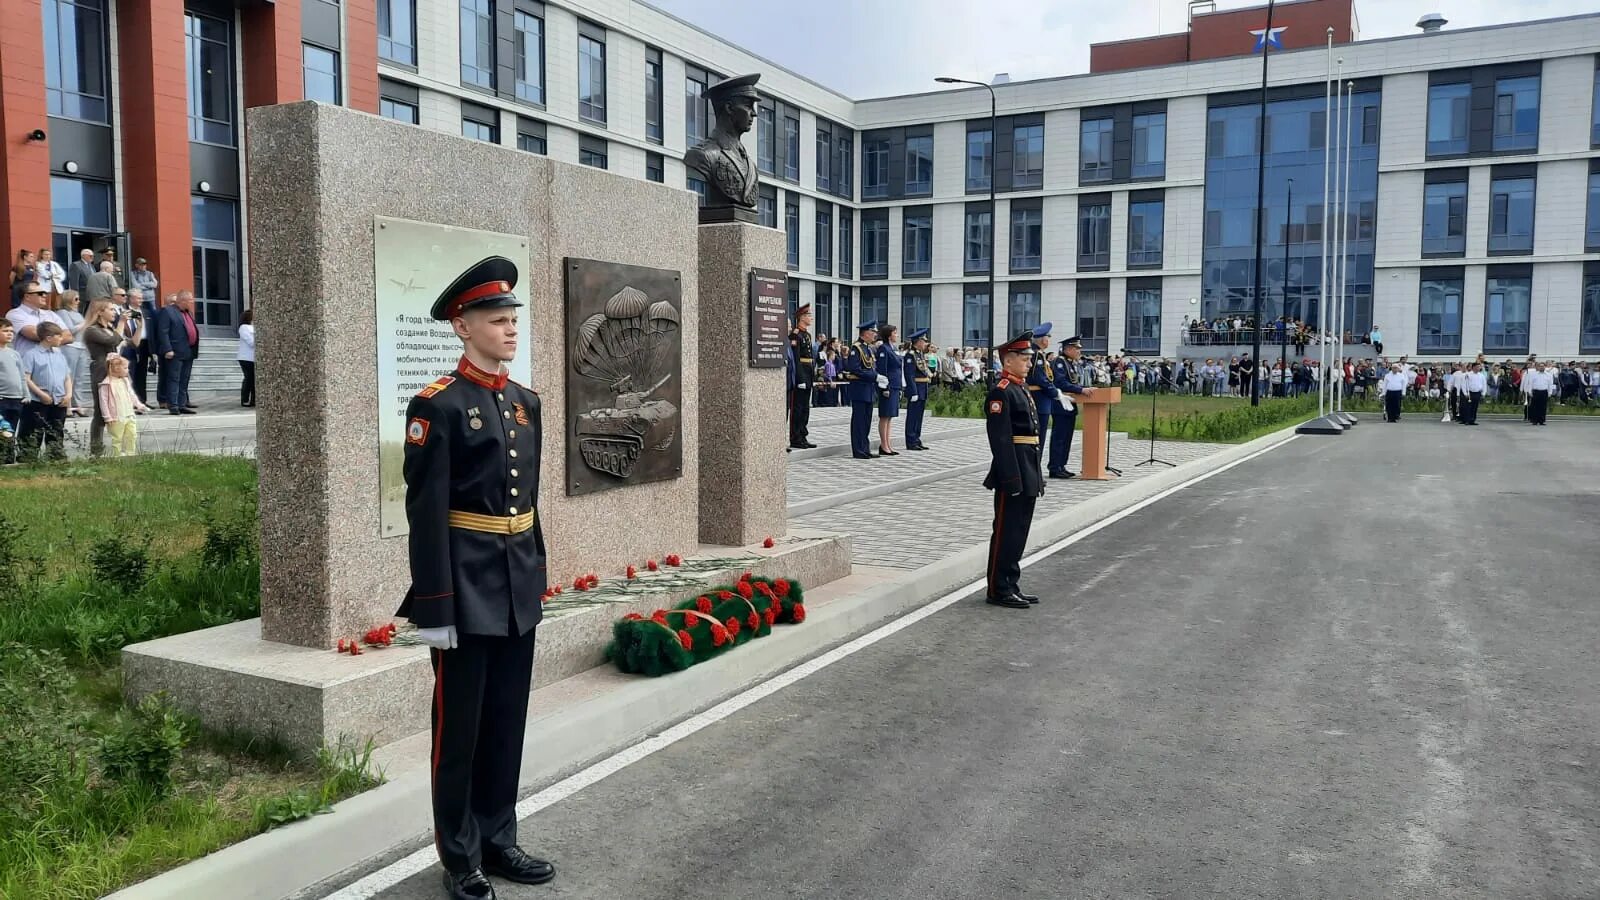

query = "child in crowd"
20;320;71;460
0;320;24;464
98;354;150;457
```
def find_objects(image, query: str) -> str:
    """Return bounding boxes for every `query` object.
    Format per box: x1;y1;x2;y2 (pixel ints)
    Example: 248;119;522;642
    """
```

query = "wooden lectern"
1074;387;1122;480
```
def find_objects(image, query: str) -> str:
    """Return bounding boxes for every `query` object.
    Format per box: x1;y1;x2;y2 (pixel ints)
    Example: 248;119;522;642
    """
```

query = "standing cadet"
1523;360;1553;425
984;331;1045;610
875;323;903;455
840;320;884;459
398;257;556;899
1026;322;1058;450
903;329;932;450
1461;362;1485;425
788;303;816;450
1380;362;1409;422
1047;335;1096;479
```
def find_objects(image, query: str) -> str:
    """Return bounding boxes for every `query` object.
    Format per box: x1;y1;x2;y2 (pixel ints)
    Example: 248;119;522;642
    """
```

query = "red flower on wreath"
726;617;740;637
736;581;753;599
764;608;777;626
718;590;733;601
678;630;693;651
711;623;728;647
774;579;791;598
651;610;669;625
696;596;713;614
747;612;759;631
791;603;807;624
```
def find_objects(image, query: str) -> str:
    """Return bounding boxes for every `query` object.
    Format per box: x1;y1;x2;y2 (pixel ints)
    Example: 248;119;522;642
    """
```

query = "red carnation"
791;603;806;623
741;571;753;582
350;643;363;656
626;565;637;579
678;630;693;651
747;612;759;631
774;579;791;597
711;623;728;647
726;616;740;637
666;554;682;566
736;581;753;599
718;590;733;601
336;639;347;652
623;612;643;621
647;559;659;571
764;608;777;626
652;610;669;625
762;536;775;548
696;596;713;614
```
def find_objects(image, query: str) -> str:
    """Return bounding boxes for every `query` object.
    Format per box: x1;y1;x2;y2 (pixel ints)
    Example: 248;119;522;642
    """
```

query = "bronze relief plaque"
564;258;684;496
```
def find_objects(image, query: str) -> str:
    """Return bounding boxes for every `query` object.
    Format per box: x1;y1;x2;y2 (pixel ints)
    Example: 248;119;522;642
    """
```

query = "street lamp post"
1248;0;1277;406
936;75;998;384
1279;179;1293;390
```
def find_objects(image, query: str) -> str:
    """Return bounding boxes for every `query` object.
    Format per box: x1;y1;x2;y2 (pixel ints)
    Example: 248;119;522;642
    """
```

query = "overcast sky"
647;0;1597;98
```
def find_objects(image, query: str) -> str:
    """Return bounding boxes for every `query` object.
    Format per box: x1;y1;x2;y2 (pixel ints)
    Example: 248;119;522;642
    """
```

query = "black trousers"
986;490;1037;598
904;385;928;447
1048;408;1077;474
1463;391;1481;424
1447;388;1458;420
430;629;537;874
1384;389;1403;423
788;383;811;447
1529;389;1549;425
239;360;256;406
849;400;873;456
133;345;153;403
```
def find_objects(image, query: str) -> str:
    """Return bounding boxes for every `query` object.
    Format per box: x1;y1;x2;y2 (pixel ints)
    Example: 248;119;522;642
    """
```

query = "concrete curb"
109;424;1303;900
787;422;985;460
64;412;256;434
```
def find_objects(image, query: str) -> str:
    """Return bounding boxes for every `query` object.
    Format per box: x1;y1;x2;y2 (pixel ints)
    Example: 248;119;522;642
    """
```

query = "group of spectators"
1344;356;1600;405
2;246;231;462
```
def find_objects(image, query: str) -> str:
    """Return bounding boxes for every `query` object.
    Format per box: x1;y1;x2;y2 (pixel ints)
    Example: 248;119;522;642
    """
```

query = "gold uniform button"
509;449;518;458
510;468;519;477
509;506;518;515
511;488;519;497
497;393;505;401
508;429;516;438
503;410;510;419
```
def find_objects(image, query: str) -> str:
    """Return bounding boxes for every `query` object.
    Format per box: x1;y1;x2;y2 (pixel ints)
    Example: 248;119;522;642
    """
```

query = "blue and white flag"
1250;26;1286;52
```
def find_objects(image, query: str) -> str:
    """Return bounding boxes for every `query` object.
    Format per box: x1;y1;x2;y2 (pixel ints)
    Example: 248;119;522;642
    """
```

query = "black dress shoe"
482;847;556;885
985;594;1030;609
1016;592;1040;604
877;447;900;456
803;442;818;449
179;407;197;414
442;868;496;900
1048;470;1070;479
168;408;182;416
907;444;928;451
853;453;875;460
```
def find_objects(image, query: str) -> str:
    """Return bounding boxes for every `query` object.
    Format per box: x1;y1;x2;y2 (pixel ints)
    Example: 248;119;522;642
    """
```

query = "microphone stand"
1121;351;1176;469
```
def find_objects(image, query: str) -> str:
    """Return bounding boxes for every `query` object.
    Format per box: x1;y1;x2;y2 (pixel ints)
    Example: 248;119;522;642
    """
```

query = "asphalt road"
370;418;1600;900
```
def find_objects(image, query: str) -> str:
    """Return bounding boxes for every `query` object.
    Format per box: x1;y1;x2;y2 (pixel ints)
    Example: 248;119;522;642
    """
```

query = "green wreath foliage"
605;575;807;677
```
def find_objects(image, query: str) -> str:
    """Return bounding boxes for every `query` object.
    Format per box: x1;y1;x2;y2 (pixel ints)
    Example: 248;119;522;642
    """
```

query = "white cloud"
647;0;1598;98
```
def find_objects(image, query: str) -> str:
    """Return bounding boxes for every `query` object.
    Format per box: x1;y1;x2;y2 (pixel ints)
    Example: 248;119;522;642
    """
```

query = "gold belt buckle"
448;510;537;534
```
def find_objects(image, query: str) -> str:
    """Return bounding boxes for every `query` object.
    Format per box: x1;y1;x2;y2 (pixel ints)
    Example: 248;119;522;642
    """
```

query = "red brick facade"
1092;0;1357;73
0;0;51;269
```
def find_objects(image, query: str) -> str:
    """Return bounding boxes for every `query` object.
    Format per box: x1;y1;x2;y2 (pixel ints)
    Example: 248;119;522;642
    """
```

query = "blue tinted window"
1588;173;1600;252
303;44;340;104
1132;113;1166;179
1427;83;1470;157
378;0;415;66
1483;274;1531;353
1128;199;1164;268
578;32;606;123
1078;201;1109;270
862;218;888;277
1008;290;1040;337
905;136;933;195
1125;283;1161;352
1012;125;1043;189
966;130;992;192
903;214;932;276
1010;208;1041;271
785;201;799;269
460;0;494;89
381;97;418;124
815;205;832;274
50;177;112;230
1080;118;1113;183
191;195;237;242
45;0;108;122
1422;181;1467;256
901;293;930;336
514;12;545;105
1492;76;1539;153
964;210;992;274
1417;275;1462;354
863;139;890;198
1582;273;1600;354
963;289;991;346
1488;176;1535;254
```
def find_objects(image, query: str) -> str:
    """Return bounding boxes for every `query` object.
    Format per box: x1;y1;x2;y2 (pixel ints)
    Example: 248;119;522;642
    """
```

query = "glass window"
1587;173;1600;252
1582;272;1600;354
1076;281;1109;353
860;290;889;329
903;213;932;276
381;97;418;124
579;137;606;169
789;280;800;321
1080;117;1114;183
685;70;708;145
757;102;776;175
644;50;663;143
784;115;800;180
1132;113;1166;179
1417;274;1463;354
1483;273;1531;353
1422;181;1468;256
45;0;109;122
905;135;934;196
1128;198;1164;268
816;121;832;192
578;32;606;123
378;0;416;66
1488;176;1535;254
518;130;547;154
862;218;888;277
964;209;992;274
815;285;833;343
1008;289;1040;338
684;177;704;204
757;186;777;229
816;205;832;275
191;195;236;242
1078;200;1110;270
902;293;931;337
514;11;544;104
963;288;992;346
186;12;234;145
1593;68;1600;148
1010;207;1041;271
1125;283;1162;352
646;152;663;183
838;214;852;277
459;0;494;89
966;130;992;191
303;44;340;104
1492;75;1539;153
785;200;800;269
191;196;238;328
835;132;854;199
1427;83;1470;156
462;114;497;143
863;139;890;198
1013;124;1044;189
49;177;112;230
838;286;853;337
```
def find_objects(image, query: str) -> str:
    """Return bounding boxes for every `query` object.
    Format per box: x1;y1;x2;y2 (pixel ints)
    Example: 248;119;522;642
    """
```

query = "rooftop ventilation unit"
1417;13;1447;33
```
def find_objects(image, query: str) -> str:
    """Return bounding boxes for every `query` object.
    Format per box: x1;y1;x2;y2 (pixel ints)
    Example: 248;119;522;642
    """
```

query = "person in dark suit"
1026;322;1058;450
67;249;96;296
154;290;200;413
397;256;555;900
902;329;932;450
1048;335;1096;478
840;320;881;459
984;331;1045;610
788;303;816;450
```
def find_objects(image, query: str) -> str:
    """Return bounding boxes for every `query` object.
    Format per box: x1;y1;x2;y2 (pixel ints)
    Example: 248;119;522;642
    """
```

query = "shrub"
89;536;153;595
98;693;192;798
201;495;260;570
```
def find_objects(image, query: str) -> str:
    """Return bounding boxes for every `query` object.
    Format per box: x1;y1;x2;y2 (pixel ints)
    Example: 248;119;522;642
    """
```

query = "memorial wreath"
606;574;806;677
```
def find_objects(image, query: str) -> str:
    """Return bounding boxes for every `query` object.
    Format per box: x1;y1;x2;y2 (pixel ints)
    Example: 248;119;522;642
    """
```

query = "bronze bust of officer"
684;73;761;223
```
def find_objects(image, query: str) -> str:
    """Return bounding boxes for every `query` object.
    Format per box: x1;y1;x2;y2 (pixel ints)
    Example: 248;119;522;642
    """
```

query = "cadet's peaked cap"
857;319;878;332
1059;335;1083;348
705;73;761;104
795;303;812;316
432;256;523;321
998;331;1036;356
1032;321;1053;339
908;328;930;342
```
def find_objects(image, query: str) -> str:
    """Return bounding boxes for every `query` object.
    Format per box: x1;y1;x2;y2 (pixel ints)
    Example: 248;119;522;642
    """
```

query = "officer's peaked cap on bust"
1032;321;1053;339
999;331;1036;355
431;256;523;321
704;73;761;105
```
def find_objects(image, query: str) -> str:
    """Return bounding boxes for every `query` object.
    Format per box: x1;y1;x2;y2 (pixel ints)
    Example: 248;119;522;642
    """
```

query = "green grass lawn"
927;387;1321;444
0;455;380;900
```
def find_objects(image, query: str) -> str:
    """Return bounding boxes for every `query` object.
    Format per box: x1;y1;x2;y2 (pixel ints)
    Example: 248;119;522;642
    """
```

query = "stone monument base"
124;531;852;753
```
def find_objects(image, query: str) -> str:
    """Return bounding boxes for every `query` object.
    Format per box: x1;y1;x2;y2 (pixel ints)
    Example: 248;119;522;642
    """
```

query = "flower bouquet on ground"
606;574;807;677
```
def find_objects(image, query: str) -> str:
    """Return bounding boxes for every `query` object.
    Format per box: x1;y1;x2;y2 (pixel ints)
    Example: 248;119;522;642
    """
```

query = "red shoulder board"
996;377;1013;389
417;375;455;399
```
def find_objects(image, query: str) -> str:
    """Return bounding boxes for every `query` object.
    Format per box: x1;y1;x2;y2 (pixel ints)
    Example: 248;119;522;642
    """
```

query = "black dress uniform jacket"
983;375;1045;497
396;360;547;637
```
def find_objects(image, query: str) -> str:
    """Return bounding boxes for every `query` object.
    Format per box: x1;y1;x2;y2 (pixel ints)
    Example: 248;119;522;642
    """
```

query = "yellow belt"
913;377;931;383
1026;385;1042;391
448;510;536;534
1012;436;1039;445
798;357;814;363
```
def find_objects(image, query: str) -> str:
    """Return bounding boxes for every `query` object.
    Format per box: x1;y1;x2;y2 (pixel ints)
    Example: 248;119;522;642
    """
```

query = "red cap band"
446;280;512;319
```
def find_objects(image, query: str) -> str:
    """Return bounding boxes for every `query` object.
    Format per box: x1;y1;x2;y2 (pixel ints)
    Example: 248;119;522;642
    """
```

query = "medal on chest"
467;406;483;431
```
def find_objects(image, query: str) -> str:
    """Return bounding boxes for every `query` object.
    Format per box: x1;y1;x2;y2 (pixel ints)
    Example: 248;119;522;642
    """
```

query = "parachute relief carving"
563;259;685;496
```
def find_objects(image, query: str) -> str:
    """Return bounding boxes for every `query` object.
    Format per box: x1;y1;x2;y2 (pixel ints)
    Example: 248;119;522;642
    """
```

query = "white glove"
876;374;889;389
796;382;808;389
415;625;458;650
909;395;919;402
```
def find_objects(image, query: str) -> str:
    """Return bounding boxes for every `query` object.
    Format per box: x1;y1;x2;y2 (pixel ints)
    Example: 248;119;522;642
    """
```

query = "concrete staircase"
189;337;243;402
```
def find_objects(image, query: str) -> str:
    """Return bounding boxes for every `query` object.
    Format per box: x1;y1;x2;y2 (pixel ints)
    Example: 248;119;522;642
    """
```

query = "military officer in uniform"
398;256;556;900
1048;335;1096;479
788;303;816;450
1026;322;1059;451
984;331;1046;610
841;320;884;459
903;328;933;450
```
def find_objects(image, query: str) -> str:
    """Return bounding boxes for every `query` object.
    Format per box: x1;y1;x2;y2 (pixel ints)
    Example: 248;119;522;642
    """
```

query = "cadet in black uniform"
984;331;1045;610
903;328;932;450
788;303;816;450
397;256;556;900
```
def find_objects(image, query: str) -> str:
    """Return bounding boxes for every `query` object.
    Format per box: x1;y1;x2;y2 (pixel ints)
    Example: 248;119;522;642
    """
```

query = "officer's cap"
704;73;761;106
857;319;878;333
998;331;1035;356
1059;335;1082;348
431;256;523;321
795;303;811;317
1031;321;1053;339
908;328;930;342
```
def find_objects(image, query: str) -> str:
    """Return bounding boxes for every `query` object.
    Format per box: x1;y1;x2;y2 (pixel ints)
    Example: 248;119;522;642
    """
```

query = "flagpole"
1247;0;1277;407
1319;30;1333;418
1330;58;1345;417
1338;78;1355;414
